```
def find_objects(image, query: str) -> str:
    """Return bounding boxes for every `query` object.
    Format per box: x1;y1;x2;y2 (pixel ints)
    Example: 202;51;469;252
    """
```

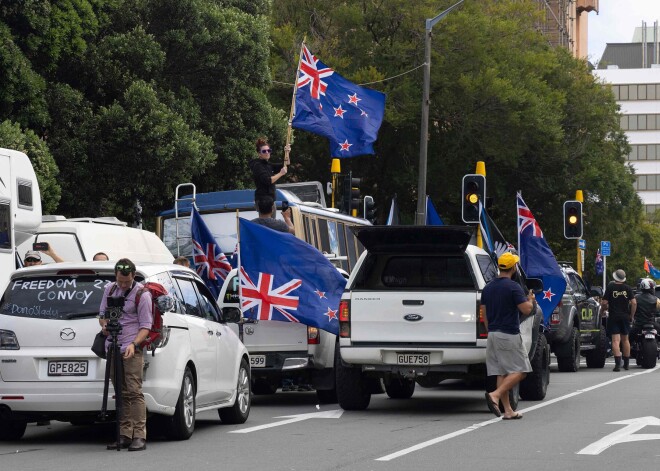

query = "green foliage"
0;120;61;213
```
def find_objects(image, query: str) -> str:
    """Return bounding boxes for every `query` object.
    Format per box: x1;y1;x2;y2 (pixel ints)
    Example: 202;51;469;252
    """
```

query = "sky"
588;0;660;63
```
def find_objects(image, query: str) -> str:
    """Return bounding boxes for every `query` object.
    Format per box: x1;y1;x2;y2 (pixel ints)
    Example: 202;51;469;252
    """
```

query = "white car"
0;261;250;441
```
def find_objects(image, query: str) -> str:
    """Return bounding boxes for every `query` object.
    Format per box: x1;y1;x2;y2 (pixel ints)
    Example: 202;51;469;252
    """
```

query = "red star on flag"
315;289;327;299
543;289;554;301
348;93;361;105
334;105;346;118
325;307;338;321
339;139;352;152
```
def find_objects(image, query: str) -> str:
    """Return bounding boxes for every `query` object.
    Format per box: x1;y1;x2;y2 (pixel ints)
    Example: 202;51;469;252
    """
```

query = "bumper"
339;346;486;367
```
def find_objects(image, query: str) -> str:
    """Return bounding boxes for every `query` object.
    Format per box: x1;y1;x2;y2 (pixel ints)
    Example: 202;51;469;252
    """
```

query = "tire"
641;339;658;369
384;377;415;399
336;349;371;411
164;367;196;440
0;420;27;440
219;358;251;424
585;326;607;368
486;376;519;412
520;333;550;400
252;378;278;395
316;388;338;404
557;327;580;372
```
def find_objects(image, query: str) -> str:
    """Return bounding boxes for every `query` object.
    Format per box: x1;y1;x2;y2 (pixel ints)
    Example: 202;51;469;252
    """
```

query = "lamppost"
415;0;466;225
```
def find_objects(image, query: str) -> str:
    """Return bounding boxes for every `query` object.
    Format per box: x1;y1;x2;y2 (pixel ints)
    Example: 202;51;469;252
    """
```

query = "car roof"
10;261;198;280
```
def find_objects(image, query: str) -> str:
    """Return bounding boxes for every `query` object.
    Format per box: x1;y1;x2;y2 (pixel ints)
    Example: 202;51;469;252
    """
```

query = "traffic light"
363;196;377;224
461;174;486;223
341;172;362;215
563;200;583;239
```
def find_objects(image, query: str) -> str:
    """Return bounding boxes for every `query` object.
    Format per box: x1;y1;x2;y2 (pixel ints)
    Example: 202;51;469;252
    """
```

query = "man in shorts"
481;252;536;420
602;269;636;371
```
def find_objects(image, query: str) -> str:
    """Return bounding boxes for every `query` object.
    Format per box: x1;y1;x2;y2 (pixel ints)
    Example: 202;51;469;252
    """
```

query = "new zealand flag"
517;193;566;324
292;45;386;158
190;206;232;299
238;218;346;335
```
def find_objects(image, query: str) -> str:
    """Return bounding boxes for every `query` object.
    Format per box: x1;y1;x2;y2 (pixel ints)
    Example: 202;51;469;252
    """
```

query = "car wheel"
164;367;196;440
520;333;550;400
219;358;251;424
316;388;338;404
0;420;27;440
585;326;607;368
252;378;278;395
557;327;580;372
641;339;658;369
336;347;371;411
384;377;416;399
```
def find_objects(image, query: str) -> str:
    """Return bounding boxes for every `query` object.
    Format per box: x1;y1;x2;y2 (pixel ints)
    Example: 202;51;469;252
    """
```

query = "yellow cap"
497;252;520;270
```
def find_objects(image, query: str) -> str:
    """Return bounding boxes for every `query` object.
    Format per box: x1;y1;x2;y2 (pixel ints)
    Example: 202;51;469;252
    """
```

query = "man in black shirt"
602;269;636;371
631;278;660;340
249;137;288;204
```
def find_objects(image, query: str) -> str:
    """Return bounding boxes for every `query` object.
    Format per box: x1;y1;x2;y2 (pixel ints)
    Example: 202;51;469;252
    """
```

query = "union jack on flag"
190;206;229;299
297;46;334;100
517;194;543;237
240;268;301;322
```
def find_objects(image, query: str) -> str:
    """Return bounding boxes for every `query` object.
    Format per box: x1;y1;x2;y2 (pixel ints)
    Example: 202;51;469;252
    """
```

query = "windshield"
0;275;114;319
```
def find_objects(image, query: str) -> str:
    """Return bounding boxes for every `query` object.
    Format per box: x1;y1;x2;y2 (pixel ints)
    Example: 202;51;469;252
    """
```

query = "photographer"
251;195;295;234
98;258;152;451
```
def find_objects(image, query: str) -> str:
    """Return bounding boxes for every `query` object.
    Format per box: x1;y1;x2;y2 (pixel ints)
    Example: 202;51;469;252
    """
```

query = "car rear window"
0;275;114;320
353;254;476;290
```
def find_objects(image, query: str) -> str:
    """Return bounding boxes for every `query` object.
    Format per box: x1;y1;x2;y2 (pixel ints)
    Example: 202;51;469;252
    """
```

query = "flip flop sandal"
502;413;523;420
485;392;501;417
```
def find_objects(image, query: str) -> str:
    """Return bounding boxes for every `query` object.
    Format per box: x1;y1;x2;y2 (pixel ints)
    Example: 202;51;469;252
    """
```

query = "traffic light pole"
576;190;584;277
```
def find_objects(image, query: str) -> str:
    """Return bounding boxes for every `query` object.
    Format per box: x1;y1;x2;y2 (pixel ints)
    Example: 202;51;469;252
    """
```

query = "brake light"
550;302;562;325
308;326;320;344
0;330;20;350
339;300;350;338
477;302;488;339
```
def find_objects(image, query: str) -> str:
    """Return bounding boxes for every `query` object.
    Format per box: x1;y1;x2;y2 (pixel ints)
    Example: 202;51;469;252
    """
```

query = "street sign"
579;239;586;250
601;241;611;256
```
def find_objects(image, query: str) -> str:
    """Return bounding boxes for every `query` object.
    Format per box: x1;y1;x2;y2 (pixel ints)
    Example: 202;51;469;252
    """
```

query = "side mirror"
222;307;242;323
526;277;544;294
590;286;603;298
156;295;175;313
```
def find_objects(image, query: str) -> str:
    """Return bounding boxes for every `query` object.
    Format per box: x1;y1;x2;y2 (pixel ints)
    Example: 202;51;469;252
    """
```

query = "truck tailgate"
349;291;478;344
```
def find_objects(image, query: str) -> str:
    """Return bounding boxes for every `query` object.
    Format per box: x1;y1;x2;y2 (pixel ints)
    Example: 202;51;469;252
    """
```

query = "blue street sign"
601;241;611;256
579;239;586;250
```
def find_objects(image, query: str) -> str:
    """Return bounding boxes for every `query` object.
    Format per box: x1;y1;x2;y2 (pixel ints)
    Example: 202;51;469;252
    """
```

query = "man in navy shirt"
481;252;536;420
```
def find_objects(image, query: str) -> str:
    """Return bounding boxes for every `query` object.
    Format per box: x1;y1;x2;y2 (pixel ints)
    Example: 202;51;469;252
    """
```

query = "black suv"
545;263;606;371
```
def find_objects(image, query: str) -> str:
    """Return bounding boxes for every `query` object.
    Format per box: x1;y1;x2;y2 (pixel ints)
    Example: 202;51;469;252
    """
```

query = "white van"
17;216;175;264
0;148;42;292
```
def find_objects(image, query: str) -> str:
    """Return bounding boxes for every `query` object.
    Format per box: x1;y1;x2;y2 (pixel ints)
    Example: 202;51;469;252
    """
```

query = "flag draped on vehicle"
292;45;386;158
517;193;566;323
190;206;232;298
238;218;346;335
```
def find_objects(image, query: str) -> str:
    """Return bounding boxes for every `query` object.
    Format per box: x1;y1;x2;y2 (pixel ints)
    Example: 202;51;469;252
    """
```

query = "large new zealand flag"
292;45;386;158
517;193;566;323
238;218;346;335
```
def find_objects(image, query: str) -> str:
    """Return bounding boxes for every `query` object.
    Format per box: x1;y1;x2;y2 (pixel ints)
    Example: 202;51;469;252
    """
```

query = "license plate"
249;355;266;368
645;334;655;339
397;353;430;365
47;360;88;376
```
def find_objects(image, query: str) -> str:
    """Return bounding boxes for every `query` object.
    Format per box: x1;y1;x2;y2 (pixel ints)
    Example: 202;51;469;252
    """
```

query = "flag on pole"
426;196;444;226
517;192;566;323
292;45;386;158
479;201;516;262
190;206;232;298
595;250;603;276
644;257;660;279
386;194;400;225
238;218;346;335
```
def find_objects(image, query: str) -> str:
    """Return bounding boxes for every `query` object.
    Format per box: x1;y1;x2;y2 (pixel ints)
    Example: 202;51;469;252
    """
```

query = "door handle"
216;331;222;337
207;330;214;336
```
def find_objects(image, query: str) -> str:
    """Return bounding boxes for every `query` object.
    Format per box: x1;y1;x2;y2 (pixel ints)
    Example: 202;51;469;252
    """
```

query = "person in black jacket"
249;137;288;209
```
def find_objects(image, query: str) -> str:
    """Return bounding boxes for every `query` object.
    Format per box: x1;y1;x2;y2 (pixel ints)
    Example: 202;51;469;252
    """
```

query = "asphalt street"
2;358;659;471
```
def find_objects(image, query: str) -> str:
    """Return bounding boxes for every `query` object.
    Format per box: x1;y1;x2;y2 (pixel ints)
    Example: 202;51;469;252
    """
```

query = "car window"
476;254;498;283
173;277;202;318
0;275;114;319
568;274;585;296
222;273;240;306
194;281;220;322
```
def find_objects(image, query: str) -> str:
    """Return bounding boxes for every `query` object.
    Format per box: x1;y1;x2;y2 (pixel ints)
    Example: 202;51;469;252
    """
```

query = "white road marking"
375;366;659;461
229;409;343;434
576;416;660;455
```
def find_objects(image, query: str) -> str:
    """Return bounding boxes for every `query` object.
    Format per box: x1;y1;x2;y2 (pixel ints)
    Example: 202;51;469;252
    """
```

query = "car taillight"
0;330;20;350
477;302;488;339
339;300;350;338
550;302;562;325
308;326;320;344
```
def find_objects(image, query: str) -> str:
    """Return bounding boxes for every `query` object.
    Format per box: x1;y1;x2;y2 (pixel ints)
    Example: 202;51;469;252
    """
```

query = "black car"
545;263;606;371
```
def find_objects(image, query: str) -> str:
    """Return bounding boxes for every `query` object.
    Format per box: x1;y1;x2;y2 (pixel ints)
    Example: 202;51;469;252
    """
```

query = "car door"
172;276;219;405
193;280;236;401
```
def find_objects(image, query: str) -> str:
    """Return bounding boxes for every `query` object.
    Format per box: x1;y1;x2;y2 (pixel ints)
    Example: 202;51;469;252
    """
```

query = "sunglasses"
115;264;135;274
260;149;272;154
25;258;39;263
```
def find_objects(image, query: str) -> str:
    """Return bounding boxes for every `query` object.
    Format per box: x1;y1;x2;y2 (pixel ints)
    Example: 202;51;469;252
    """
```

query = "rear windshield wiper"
65;312;99;320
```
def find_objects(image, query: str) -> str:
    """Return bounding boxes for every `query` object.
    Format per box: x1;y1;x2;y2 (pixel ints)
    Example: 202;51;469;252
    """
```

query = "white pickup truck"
336;226;550;410
219;269;338;403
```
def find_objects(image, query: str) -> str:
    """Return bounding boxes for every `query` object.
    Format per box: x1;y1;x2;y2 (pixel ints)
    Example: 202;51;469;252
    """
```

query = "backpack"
109;281;169;352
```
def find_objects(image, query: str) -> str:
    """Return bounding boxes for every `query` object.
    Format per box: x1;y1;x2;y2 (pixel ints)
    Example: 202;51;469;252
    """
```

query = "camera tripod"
100;320;124;451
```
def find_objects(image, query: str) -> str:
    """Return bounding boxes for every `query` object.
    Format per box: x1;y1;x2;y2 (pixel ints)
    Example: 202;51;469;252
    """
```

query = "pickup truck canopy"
351;226;474;254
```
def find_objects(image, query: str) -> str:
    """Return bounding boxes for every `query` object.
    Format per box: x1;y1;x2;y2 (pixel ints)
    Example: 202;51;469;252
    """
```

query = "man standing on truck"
481;252;536;420
249;137;288;212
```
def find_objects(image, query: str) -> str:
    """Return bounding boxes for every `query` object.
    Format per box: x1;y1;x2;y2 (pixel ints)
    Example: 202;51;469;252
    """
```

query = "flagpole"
285;38;307;166
236;209;244;343
516;191;522;260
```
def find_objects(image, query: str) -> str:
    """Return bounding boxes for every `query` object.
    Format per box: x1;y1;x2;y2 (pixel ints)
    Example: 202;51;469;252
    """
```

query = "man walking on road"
602;269;636;371
481;252;536;420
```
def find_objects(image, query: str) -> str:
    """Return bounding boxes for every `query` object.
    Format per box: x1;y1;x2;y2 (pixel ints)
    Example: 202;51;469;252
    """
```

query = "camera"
281;200;289;212
102;296;125;320
33;242;49;251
